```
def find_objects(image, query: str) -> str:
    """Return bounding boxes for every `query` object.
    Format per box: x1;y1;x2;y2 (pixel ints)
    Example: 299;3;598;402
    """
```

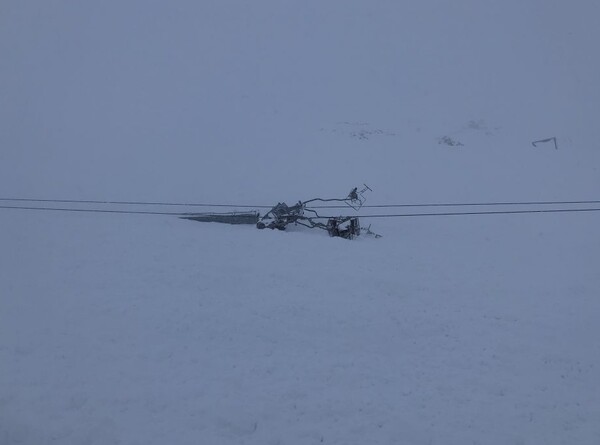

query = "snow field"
1;210;598;444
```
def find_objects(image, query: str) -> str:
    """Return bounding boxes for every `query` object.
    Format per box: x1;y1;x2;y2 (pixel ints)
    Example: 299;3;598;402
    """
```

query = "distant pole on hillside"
532;137;558;150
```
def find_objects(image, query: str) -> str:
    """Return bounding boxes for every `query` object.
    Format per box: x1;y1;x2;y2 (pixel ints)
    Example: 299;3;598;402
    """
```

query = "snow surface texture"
1;1;600;444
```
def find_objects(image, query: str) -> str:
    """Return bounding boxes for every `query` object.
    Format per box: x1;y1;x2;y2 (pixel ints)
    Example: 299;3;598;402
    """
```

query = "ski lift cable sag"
4;186;600;242
1;197;600;209
0;205;182;216
0;197;273;209
2;205;600;218
337;208;600;218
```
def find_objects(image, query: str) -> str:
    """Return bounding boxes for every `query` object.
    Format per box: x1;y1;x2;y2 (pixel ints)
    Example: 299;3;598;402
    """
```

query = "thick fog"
1;1;598;203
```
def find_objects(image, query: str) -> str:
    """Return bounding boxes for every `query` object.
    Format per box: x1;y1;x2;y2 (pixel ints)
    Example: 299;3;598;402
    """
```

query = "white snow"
1;1;600;444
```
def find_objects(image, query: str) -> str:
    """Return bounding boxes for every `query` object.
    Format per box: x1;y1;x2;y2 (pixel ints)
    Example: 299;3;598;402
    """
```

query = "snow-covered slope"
2;210;599;444
1;1;599;444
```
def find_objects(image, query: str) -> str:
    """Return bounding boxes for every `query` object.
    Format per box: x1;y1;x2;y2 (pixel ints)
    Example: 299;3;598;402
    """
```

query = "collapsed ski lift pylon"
256;185;376;239
181;185;380;239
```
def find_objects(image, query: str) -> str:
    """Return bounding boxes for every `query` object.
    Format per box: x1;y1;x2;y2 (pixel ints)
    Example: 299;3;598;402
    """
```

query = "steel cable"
2;205;600;218
2;197;600;210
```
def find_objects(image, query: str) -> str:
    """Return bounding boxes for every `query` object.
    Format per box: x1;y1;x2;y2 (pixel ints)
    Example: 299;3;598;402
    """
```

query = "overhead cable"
0;205;181;216
2;205;600;218
342;208;600;218
1;197;600;209
0;197;272;209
